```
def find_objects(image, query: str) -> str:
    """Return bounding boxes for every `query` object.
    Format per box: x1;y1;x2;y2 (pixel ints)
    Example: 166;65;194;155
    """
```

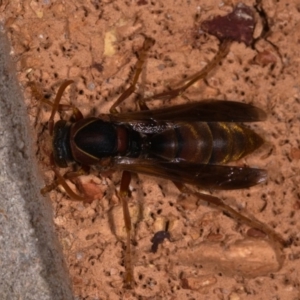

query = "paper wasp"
34;37;285;289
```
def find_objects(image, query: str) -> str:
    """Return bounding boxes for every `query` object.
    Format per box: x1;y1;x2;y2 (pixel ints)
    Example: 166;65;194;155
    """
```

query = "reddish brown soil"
2;0;300;299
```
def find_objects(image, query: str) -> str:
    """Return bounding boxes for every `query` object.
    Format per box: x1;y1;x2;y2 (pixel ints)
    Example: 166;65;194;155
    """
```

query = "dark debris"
201;3;256;46
150;230;171;253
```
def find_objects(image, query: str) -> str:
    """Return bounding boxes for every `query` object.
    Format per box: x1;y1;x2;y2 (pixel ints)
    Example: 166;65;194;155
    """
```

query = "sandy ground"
2;0;300;299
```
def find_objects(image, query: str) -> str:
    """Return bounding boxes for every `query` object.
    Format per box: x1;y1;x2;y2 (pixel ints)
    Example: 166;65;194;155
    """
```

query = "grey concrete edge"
0;27;74;300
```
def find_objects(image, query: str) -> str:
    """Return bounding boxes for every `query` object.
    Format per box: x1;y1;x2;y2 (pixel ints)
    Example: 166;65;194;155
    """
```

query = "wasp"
34;37;285;289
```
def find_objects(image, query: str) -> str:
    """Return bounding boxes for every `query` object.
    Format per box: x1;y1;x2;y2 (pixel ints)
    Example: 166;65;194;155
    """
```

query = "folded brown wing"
112;100;267;123
115;157;267;190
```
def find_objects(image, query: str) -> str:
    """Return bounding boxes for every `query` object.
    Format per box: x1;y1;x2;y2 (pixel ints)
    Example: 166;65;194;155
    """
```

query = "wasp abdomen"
149;122;263;164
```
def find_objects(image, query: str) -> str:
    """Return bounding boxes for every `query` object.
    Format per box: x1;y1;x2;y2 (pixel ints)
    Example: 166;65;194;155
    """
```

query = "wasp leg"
108;37;155;287
173;182;286;248
119;170;134;289
148;39;232;101
47;80;83;134
29;80;84;134
41;170;88;201
41;160;92;202
48;168;89;201
109;37;155;114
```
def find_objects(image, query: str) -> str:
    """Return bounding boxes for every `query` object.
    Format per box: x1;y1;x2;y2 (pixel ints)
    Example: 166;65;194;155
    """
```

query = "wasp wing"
115;158;267;190
112;100;266;123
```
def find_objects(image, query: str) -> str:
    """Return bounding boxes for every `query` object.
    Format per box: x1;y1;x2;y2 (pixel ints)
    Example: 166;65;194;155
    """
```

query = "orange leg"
29;80;83;134
173;182;286;247
47;80;83;134
108;37;156;288
147;39;232;101
41;162;91;202
119;171;134;289
109;37;155;114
